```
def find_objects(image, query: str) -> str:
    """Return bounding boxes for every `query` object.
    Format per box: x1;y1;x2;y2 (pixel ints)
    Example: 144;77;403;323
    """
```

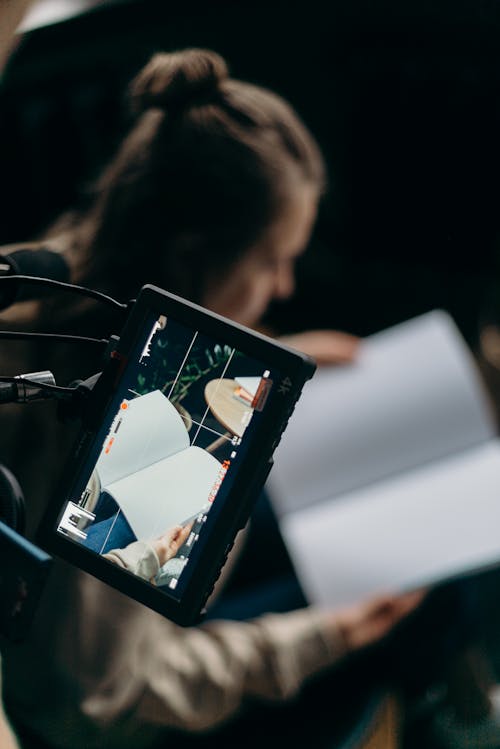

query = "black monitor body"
38;284;316;625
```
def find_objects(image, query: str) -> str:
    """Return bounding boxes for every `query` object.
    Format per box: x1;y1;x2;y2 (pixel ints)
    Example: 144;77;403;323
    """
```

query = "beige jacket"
0;294;348;749
103;540;161;581
3;561;347;749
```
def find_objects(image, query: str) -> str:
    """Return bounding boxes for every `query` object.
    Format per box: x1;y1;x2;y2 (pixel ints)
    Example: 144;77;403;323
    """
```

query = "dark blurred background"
2;0;500;345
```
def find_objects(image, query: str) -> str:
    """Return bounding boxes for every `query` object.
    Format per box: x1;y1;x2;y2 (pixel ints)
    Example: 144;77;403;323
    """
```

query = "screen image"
55;311;278;598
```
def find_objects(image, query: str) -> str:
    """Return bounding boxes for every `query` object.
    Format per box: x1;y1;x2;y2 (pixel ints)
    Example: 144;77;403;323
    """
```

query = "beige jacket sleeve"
134;609;346;732
103;541;160;581
3;564;348;749
76;571;348;737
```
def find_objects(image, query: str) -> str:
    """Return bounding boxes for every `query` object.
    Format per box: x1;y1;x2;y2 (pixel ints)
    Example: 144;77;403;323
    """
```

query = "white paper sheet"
96;389;189;488
94;389;221;540
106;445;220;541
266;309;500;609
268;310;495;517
281;441;500;609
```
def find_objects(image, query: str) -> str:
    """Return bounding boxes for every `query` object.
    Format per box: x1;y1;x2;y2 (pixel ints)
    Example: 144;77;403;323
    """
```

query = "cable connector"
0;371;56;403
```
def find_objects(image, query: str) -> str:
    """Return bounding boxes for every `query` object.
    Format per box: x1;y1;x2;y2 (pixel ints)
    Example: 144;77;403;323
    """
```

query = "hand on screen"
279;330;360;366
151;522;194;566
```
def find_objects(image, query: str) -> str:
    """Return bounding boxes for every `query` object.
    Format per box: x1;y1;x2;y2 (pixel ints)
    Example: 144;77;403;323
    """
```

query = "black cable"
0;330;109;346
0;275;128;313
0;376;76;400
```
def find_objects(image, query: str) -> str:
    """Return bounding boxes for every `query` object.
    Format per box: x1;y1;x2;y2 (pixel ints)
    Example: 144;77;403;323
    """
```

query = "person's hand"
151;523;193;566
279;329;360;366
333;589;427;653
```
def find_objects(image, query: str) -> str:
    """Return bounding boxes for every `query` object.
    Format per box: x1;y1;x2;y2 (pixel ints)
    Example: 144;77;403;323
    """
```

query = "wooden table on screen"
204;378;251;441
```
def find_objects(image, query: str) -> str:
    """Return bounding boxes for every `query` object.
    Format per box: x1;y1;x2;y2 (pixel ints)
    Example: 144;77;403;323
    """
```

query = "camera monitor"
38;285;316;625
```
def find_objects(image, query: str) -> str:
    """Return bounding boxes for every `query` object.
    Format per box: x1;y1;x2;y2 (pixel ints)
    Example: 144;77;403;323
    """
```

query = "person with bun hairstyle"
0;48;476;749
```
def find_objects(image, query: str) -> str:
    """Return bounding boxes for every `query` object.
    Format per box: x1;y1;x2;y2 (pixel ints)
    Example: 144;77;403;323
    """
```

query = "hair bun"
130;48;229;114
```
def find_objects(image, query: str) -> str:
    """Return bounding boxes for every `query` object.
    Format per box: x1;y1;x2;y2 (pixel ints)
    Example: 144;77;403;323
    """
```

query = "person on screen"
0;48;486;749
78;472;194;584
103;522;193;583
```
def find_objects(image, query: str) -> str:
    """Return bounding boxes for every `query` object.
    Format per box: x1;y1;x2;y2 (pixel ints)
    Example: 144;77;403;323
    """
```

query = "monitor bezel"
37;284;316;625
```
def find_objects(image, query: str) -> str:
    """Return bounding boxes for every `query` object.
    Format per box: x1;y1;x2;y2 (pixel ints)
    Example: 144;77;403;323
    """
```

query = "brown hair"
0;48;327;534
63;47;326;306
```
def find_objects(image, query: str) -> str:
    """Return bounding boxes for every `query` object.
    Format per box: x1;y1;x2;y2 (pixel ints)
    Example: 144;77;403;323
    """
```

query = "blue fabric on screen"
83;491;136;554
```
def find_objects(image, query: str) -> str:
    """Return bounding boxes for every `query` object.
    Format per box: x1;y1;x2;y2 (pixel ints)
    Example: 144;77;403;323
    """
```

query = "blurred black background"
2;0;500;345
